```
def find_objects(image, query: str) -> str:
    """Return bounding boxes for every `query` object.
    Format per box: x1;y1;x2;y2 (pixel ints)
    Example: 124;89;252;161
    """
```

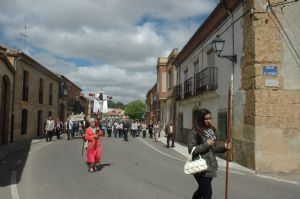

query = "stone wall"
240;0;300;172
0;59;14;144
13;59;59;141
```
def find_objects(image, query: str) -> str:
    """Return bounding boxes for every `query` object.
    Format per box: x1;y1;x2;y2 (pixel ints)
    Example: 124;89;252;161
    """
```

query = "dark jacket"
165;124;175;139
187;130;226;178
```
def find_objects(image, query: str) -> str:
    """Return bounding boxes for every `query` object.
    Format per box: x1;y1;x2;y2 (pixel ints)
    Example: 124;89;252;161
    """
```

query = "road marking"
255;174;300;186
138;138;186;162
11;170;20;199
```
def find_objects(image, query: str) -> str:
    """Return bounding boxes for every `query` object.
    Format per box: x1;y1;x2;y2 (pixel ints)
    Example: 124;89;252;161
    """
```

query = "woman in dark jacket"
187;109;231;199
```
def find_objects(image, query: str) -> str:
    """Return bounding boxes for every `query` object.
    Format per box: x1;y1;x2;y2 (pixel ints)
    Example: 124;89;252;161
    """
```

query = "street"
0;136;299;199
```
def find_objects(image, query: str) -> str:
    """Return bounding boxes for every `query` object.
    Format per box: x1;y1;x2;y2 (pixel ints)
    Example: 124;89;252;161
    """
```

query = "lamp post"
212;35;237;63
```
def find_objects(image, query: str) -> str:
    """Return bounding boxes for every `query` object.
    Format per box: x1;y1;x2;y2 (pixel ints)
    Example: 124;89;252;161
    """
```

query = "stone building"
0;50;16;145
145;84;158;125
5;51;61;142
156;49;179;129
57;75;82;121
174;0;300;172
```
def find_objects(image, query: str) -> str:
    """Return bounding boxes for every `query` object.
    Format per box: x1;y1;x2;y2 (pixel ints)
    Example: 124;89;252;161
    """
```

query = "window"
207;50;215;68
22;71;29;101
39;79;44;104
49;83;53;105
184;69;188;81
193;60;199;74
21;109;28;135
218;111;227;140
167;71;172;90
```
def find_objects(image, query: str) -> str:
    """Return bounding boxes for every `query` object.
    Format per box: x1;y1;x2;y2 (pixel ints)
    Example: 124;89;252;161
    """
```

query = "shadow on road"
0;140;33;187
96;163;111;171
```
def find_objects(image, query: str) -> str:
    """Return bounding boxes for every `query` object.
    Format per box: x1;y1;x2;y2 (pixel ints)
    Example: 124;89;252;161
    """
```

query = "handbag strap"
188;146;196;161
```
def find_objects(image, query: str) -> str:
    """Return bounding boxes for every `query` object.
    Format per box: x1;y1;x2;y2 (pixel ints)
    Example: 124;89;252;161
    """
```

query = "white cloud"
0;0;218;103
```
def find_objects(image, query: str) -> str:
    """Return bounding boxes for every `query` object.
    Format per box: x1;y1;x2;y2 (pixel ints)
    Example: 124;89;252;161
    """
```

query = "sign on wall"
263;66;277;76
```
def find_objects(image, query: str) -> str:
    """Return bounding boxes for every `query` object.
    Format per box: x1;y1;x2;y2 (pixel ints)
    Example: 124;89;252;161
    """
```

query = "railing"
184;77;193;97
174;84;182;100
194;67;217;93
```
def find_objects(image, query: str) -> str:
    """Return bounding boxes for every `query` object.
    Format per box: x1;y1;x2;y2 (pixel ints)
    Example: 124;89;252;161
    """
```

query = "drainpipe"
10;56;22;143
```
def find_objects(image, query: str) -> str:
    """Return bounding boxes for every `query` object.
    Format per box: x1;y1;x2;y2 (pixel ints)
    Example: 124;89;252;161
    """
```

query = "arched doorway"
1;76;11;145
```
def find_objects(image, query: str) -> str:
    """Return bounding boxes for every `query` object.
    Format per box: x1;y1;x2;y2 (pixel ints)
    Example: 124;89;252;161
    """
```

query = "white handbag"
184;146;208;175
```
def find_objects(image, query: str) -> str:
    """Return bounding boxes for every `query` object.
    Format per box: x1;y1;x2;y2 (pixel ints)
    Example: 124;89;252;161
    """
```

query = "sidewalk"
157;136;300;185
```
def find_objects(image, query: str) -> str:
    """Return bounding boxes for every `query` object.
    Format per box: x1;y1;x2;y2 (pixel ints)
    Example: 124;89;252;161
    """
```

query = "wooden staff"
225;76;233;199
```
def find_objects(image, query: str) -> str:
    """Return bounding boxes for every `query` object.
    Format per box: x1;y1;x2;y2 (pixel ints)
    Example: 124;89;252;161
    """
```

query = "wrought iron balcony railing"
194;67;217;94
184;77;193;97
174;84;182;100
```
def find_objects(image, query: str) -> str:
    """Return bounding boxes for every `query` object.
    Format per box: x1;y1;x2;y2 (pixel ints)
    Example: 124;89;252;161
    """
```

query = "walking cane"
225;76;233;199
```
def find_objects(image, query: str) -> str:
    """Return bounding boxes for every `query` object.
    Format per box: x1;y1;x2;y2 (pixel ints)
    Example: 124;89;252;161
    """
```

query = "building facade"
174;0;300;172
145;84;158;125
57;75;82;121
0;50;16;145
5;51;61;142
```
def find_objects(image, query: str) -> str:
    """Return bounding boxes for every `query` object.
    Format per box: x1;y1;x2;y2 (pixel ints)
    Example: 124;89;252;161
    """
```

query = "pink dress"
85;127;102;164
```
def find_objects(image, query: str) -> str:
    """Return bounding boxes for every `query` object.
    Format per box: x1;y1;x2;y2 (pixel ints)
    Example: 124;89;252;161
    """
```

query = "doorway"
1;76;11;145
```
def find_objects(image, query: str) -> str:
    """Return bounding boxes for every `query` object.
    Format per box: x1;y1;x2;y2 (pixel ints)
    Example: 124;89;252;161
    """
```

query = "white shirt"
45;119;55;131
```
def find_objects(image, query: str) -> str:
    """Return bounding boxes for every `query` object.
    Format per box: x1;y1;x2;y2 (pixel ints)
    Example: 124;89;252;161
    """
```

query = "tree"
124;100;145;120
108;100;125;109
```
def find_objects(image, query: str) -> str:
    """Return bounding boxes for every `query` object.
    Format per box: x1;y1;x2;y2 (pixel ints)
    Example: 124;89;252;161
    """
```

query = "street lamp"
212;35;237;63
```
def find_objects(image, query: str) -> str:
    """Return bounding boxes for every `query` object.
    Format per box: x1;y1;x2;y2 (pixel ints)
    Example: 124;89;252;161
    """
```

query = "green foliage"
124;100;145;120
108;100;125;109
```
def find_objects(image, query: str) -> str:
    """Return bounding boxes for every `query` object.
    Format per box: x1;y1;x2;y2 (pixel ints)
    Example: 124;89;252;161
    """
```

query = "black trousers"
107;129;112;137
192;176;212;199
142;130;146;138
167;134;174;147
46;130;53;142
56;129;60;140
123;130;128;141
118;129;123;137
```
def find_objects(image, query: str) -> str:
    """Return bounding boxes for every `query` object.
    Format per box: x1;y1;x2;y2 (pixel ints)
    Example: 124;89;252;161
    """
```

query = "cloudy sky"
0;0;218;103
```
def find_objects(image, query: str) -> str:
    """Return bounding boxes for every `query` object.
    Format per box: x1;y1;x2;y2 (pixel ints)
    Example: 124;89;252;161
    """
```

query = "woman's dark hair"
193;108;215;134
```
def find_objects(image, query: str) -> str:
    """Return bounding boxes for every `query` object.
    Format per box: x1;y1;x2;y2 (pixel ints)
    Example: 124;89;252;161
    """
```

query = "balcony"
174;84;182;100
195;67;217;94
184;77;193;97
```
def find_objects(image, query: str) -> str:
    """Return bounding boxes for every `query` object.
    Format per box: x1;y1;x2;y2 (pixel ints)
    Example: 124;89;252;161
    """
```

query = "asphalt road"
0;136;299;199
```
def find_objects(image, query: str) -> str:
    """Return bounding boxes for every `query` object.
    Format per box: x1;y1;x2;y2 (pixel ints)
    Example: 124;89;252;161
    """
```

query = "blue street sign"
263;66;277;76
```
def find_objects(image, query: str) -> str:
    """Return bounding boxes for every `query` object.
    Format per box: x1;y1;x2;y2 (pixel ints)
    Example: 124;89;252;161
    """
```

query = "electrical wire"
268;11;300;67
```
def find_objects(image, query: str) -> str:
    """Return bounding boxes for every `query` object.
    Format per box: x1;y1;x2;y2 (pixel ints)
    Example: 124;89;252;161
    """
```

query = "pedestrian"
131;121;137;137
78;121;83;137
148;120;154;138
85;118;102;173
142;122;147;138
123;120;129;141
55;118;62;140
107;120;112;137
117;122;123;138
165;121;175;147
45;116;55;142
187;108;231;199
113;121;118;137
154;121;161;142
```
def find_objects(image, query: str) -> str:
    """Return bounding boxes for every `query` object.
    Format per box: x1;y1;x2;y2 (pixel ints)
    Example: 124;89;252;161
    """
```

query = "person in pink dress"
85;118;102;172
